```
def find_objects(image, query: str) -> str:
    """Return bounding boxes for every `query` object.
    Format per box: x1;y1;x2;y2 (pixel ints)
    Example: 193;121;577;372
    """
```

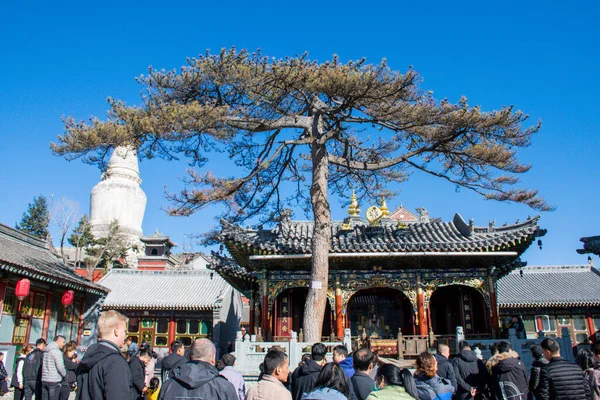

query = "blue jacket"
415;374;453;400
339;357;355;378
302;387;348;400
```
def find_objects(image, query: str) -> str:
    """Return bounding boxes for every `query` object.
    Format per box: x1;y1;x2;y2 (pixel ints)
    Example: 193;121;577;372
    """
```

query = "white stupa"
89;146;147;249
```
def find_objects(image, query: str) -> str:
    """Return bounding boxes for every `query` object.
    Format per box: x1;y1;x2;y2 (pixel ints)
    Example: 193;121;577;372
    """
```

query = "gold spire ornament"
380;197;390;218
348;191;360;217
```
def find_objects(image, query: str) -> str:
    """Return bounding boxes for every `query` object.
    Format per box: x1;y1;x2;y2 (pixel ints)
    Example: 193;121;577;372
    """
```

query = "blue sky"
1;0;598;265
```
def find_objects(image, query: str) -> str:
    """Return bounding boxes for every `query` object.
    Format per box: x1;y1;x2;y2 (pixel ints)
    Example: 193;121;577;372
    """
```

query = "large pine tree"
16;195;50;239
52;49;552;341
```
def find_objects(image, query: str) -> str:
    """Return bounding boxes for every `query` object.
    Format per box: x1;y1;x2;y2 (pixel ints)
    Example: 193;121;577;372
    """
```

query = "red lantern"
61;290;75;306
15;279;30;301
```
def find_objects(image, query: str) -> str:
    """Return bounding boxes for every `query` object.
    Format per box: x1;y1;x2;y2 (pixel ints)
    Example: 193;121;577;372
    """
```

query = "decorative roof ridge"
100;268;215;280
507;265;592;274
581;235;600;242
493;215;541;232
0;222;49;250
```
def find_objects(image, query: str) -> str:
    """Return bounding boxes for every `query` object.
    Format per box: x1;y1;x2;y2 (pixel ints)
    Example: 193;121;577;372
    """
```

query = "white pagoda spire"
89;146;147;244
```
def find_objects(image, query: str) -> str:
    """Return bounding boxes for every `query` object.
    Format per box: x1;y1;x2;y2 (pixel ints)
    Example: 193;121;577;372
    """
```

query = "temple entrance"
347;288;415;338
430;285;489;335
273;288;331;338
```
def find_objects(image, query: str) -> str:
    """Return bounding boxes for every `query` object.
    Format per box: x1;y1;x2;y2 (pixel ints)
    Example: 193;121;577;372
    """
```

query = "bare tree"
52;48;552;341
52;197;80;263
84;220;131;277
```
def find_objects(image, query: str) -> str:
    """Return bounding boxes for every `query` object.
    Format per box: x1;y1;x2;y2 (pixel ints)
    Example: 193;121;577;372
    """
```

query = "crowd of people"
9;309;600;400
5;336;78;400
245;338;599;400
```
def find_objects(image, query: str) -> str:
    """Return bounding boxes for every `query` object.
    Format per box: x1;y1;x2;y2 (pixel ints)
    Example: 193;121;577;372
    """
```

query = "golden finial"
380;197;390;217
348;191;360;217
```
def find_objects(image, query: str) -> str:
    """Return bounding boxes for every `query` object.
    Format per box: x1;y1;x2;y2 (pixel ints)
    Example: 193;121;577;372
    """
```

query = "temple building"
497;264;600;345
211;196;545;343
98;269;243;357
0;223;108;373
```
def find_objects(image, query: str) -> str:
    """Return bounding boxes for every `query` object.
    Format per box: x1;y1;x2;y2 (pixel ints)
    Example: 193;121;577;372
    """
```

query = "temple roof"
99;269;231;310
0;223;107;295
577;235;600;256
219;213;542;265
141;229;176;246
497;265;600;308
208;252;257;296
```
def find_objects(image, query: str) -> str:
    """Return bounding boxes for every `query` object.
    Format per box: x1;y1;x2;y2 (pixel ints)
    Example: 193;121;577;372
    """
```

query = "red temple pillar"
587;312;595;343
417;275;427;336
488;275;499;338
77;301;84;346
42;293;53;340
261;271;269;338
168;315;176;351
335;276;344;338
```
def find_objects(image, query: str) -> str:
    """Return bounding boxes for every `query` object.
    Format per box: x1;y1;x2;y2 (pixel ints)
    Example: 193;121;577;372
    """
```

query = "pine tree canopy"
16;195;50;239
52;48;551;223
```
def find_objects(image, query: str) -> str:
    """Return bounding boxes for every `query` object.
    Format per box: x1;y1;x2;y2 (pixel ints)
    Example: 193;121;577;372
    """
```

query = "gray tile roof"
497;265;600;307
99;269;231;310
220;213;542;256
0;223;107;294
578;235;600;256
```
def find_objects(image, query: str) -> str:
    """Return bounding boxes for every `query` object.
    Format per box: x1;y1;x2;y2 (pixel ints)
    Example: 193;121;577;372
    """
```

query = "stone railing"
454;326;574;371
233;330;347;375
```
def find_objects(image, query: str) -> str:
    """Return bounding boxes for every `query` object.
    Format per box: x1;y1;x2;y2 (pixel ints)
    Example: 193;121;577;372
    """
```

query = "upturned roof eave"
0;259;108;295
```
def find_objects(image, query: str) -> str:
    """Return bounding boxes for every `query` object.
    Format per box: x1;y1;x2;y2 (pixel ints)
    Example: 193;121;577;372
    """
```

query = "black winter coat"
351;371;375;400
129;357;146;398
75;340;133;400
23;348;44;382
158;360;238;400
537;356;592;400
292;360;322;400
160;352;186;383
452;350;487;400
10;356;25;388
435;353;458;391
61;354;77;386
488;351;528;400
528;358;548;398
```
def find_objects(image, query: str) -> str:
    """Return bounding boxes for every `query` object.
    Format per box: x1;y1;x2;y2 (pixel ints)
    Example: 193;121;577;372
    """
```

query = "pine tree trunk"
303;141;331;343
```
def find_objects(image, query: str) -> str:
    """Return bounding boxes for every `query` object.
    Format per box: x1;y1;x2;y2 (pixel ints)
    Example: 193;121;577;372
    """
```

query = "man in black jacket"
130;350;151;399
351;347;375;400
487;341;528;400
529;344;548;398
23;338;46;400
161;340;186;383
75;310;133;400
434;345;457;392
537;337;591;400
291;342;327;400
158;338;237;400
452;341;487;400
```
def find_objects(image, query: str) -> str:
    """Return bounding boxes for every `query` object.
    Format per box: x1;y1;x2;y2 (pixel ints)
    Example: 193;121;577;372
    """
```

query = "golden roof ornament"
380;197;390;218
348;190;360;217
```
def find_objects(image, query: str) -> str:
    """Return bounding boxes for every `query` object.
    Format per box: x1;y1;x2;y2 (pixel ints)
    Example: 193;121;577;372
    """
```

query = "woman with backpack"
414;352;455;400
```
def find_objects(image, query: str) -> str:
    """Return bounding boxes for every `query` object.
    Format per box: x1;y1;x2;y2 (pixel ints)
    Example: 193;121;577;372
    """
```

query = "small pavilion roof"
577;235;600;256
141;229;176;246
0;223;107;295
99;269;230;311
219;213;543;267
497;265;600;308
